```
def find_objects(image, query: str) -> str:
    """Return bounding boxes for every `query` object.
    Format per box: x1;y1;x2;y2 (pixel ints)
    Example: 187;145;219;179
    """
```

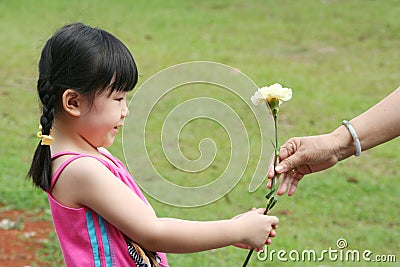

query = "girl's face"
78;90;129;148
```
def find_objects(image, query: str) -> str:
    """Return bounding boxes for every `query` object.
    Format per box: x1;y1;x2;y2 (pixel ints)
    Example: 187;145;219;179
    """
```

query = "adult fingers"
267;173;281;189
287;174;303;196
276;170;304;196
275;153;303;174
275;138;303;173
278;138;298;160
276;172;292;195
267;160;275;179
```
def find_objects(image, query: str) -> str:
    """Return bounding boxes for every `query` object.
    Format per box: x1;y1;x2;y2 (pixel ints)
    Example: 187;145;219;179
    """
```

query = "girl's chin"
103;140;115;148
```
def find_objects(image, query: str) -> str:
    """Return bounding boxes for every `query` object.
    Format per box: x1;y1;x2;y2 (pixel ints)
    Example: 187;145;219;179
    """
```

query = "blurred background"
0;1;399;266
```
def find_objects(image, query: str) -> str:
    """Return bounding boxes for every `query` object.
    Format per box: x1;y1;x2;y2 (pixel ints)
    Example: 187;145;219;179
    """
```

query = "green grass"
1;0;399;266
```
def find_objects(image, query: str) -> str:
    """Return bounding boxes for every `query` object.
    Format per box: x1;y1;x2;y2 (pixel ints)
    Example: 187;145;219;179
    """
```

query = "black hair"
27;22;138;191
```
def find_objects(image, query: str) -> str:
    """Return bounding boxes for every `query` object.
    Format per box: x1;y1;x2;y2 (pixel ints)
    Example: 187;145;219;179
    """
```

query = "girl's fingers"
268;229;276;237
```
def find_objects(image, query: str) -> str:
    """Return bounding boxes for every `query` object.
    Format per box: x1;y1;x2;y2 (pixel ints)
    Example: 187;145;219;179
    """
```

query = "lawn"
0;0;399;266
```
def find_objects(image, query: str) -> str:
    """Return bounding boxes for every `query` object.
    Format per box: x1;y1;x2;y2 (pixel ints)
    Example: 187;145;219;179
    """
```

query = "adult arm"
268;87;400;195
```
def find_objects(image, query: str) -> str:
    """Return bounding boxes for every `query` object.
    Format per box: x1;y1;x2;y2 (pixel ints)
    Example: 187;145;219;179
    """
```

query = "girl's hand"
233;208;279;250
234;228;277;250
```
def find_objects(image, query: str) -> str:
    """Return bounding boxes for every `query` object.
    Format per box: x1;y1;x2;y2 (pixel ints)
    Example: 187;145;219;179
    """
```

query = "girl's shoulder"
51;148;120;172
51;149;119;181
50;152;123;209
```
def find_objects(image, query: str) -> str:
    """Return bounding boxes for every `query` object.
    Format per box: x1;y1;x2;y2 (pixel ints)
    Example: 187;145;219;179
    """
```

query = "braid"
39;80;56;135
27;79;56;191
28;22;138;191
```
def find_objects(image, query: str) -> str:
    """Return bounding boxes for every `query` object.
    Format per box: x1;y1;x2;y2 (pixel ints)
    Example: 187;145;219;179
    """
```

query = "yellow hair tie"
37;125;54;146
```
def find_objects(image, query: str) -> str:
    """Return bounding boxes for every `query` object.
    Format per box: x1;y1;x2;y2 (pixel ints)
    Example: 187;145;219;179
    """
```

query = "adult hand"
267;134;341;196
267;88;400;196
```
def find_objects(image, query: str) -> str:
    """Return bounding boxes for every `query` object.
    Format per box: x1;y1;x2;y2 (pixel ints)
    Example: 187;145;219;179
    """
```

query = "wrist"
342;120;361;156
331;124;359;161
233;218;246;245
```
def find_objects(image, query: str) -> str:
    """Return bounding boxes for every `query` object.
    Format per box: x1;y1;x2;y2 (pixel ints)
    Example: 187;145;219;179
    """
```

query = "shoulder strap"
51;151;80;160
49;153;106;193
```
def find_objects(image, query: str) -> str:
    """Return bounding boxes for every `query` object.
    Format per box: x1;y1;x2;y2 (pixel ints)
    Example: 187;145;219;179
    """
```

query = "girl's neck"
50;120;105;157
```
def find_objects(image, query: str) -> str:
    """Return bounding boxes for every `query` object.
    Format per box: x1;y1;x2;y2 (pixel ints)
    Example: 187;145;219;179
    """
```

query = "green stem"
271;113;279;190
242;111;279;267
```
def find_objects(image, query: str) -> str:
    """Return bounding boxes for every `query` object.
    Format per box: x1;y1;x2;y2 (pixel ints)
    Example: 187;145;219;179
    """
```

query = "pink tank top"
48;149;169;267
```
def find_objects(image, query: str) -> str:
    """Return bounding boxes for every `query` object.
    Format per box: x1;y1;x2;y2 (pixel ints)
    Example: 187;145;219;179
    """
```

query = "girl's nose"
122;104;129;118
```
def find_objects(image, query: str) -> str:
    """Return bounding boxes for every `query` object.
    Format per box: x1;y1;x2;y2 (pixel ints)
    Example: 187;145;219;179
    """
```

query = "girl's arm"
52;157;278;253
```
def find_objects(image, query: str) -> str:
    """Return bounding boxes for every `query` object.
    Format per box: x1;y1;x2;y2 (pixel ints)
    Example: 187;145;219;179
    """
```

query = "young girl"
28;23;279;267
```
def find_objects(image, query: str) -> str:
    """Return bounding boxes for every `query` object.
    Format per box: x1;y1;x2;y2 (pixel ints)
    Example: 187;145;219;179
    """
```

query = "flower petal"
252;83;292;106
280;88;292;101
251;90;265;105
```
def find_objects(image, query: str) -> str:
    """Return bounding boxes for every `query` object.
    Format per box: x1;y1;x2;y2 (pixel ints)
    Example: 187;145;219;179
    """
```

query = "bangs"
94;29;138;95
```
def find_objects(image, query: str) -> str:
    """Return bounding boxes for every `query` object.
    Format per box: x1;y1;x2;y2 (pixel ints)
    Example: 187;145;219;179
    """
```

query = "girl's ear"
62;89;84;117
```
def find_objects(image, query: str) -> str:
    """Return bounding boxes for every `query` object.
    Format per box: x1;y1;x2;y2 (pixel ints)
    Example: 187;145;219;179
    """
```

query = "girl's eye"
116;98;124;102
